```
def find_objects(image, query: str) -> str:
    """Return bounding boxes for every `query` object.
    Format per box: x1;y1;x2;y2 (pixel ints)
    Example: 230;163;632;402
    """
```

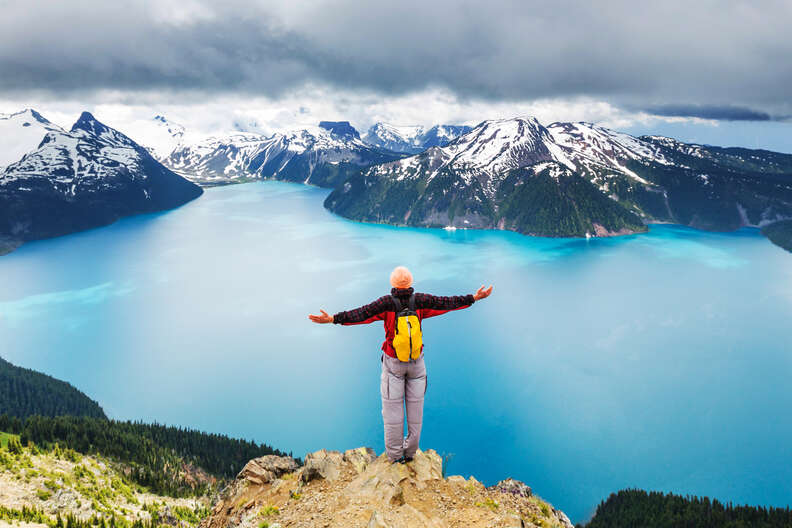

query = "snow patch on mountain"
364;123;471;153
0;109;66;169
547;122;668;184
162;123;400;185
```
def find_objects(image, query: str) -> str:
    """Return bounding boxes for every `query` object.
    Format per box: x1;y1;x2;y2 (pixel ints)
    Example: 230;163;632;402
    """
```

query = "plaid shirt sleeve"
415;292;475;311
332;295;394;325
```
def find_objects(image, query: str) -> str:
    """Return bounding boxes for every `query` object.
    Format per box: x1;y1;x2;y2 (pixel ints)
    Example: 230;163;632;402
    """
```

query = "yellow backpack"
391;294;423;362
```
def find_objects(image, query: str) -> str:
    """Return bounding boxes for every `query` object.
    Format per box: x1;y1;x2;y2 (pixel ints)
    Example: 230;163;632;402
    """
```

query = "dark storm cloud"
2;0;791;119
641;105;775;121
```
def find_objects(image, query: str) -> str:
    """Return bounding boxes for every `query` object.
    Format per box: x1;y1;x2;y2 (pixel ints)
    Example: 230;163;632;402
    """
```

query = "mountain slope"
0;109;65;169
0;111;203;255
0;437;210;528
761;219;792;252
0;357;106;419
144;115;186;159
364;123;472;154
326;116;792;240
326;117;646;237
548;122;792;232
163;122;403;187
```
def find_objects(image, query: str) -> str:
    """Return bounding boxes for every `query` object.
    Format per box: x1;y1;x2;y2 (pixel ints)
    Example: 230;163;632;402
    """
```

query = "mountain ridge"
326;116;792;243
364;122;472;154
161;122;404;187
0;110;203;256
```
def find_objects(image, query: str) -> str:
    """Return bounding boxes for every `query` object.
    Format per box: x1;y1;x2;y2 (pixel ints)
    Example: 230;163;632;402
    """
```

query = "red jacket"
332;287;475;358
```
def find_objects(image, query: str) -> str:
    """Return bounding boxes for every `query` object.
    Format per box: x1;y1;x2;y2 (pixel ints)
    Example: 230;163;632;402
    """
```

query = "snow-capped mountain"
0;111;202;255
162;122;403;187
0;109;66;169
326;116;792;238
143;115;186;159
364;123;471;154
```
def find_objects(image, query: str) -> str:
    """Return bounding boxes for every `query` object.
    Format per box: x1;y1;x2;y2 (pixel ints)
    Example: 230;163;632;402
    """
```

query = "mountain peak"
364;122;471;153
0;109;66;168
1;108;52;125
318;120;360;140
71;111;107;135
69;111;142;150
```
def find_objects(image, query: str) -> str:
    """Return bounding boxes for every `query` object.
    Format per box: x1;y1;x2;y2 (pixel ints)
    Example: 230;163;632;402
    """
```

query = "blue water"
1;181;791;522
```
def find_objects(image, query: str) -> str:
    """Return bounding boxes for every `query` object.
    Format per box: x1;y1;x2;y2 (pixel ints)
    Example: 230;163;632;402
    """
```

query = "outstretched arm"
308;296;392;325
417;284;493;319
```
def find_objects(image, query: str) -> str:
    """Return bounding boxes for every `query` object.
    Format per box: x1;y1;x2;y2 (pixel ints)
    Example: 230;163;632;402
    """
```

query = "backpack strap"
408;293;416;312
391;295;403;313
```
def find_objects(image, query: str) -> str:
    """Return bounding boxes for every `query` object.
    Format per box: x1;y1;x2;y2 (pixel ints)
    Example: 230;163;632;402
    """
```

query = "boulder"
301;449;345;483
238;455;299;485
408;449;443;483
344;447;377;474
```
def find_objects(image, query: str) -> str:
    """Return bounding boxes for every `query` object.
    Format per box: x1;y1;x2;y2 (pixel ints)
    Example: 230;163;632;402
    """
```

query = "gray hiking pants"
380;353;427;462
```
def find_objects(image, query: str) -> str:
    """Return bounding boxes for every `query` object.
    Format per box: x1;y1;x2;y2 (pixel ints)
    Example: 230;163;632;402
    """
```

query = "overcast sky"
2;0;791;151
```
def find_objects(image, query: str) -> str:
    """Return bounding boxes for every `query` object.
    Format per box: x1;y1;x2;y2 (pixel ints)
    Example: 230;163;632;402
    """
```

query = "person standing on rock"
308;266;493;464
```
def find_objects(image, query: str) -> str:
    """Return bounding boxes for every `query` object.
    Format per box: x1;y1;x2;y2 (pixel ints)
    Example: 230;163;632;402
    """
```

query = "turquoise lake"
1;181;791;522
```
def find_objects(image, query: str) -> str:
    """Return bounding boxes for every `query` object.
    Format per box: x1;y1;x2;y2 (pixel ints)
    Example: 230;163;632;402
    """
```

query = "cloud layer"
2;0;791;120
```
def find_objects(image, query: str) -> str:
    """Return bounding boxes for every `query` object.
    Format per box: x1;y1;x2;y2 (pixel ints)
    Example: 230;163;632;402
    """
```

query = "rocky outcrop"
202;447;573;528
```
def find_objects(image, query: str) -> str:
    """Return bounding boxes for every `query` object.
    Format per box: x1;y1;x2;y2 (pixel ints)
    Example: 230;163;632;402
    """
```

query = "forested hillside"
581;489;792;528
0;357;106;419
762;220;792;252
0;414;292;496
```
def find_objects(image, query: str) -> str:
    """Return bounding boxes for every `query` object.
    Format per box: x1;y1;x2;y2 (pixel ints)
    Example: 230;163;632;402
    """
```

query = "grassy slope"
0;438;210;528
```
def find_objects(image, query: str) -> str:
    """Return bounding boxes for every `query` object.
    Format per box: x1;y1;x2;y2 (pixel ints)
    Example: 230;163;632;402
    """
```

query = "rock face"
319;121;361;140
0;110;203;255
201;447;573;528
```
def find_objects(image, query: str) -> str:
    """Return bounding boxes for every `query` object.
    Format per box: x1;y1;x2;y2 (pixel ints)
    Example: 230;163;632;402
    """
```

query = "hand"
473;285;493;301
308;309;334;324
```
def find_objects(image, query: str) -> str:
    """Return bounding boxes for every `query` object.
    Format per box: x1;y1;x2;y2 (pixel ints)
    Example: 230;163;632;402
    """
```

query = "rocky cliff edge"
201;447;573;528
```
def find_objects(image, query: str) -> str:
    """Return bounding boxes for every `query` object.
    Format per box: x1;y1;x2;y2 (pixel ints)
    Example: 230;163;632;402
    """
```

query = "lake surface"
1;181;791;522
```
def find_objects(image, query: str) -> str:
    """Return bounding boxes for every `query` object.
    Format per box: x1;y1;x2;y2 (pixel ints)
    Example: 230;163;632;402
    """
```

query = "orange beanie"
390;266;413;289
